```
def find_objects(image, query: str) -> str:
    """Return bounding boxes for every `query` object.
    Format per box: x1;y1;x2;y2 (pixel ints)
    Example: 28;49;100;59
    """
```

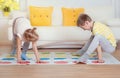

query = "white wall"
112;0;120;18
0;18;9;44
21;0;113;10
21;0;120;18
0;0;118;44
26;0;112;7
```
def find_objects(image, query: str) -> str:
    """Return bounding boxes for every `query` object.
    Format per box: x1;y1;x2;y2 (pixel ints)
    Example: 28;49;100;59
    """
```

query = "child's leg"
11;36;17;56
77;35;115;63
21;42;30;60
74;35;94;55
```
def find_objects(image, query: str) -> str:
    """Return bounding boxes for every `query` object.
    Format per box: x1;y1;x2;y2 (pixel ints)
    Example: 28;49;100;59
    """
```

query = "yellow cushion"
29;6;53;26
62;7;84;26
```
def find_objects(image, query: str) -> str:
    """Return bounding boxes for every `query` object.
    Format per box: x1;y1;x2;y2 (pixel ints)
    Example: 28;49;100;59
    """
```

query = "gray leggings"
81;35;116;55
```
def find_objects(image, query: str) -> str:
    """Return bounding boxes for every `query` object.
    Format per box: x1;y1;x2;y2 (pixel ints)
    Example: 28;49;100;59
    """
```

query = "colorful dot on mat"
41;52;50;54
2;58;15;60
72;58;78;60
72;61;86;64
92;60;104;64
54;61;68;64
89;57;98;60
56;52;65;54
17;61;30;65
73;61;77;63
40;58;50;60
36;61;49;64
54;58;66;60
0;61;12;64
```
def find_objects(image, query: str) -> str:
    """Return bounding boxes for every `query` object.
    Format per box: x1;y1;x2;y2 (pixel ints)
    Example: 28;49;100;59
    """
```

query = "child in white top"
11;17;41;63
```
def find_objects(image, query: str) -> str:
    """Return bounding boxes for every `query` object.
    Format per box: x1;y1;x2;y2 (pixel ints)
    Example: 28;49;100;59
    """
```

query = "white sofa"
8;6;120;48
8;24;91;48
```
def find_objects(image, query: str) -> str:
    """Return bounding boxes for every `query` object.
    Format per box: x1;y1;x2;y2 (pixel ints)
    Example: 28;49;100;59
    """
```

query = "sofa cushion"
62;7;84;26
29;6;53;26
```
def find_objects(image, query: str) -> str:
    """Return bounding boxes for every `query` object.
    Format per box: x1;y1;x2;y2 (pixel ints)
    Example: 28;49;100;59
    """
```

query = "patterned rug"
0;52;120;65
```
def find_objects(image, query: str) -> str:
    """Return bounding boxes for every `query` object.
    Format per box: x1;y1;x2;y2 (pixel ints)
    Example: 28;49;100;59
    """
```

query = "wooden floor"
0;45;120;78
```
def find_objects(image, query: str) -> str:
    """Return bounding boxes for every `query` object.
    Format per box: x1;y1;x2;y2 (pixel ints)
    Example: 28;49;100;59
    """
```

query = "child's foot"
77;53;89;64
75;60;86;64
98;59;105;63
76;61;86;64
17;60;30;64
21;53;30;60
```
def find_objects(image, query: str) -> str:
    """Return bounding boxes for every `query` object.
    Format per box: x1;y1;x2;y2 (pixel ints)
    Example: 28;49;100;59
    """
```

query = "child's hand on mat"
17;59;22;63
36;60;47;63
97;59;105;63
17;60;30;64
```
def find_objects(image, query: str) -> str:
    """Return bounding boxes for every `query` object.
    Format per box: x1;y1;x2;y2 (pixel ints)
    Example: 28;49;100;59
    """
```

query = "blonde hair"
23;28;39;42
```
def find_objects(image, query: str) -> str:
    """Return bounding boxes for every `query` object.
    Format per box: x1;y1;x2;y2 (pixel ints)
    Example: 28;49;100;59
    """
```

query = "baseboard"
37;44;83;49
35;40;85;48
0;40;84;49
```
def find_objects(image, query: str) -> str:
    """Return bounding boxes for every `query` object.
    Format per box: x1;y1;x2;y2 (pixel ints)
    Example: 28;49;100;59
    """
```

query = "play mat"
0;52;120;65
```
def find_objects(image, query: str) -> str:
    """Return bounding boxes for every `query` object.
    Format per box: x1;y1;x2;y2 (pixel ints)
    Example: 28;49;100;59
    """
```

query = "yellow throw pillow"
29;6;53;26
62;7;84;26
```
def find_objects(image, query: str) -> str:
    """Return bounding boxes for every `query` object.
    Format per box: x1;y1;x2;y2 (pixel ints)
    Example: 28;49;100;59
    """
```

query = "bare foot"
77;62;86;64
92;60;105;63
75;61;86;64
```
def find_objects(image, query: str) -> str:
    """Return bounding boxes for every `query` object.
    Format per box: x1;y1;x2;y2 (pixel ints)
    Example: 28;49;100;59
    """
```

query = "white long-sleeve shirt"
14;17;32;41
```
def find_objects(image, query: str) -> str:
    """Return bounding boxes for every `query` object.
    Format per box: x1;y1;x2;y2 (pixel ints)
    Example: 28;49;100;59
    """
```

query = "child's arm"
16;36;22;62
97;45;104;63
32;41;40;63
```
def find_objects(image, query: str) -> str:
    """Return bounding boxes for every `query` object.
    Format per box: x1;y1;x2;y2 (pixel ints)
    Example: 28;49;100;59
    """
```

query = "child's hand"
36;60;47;64
17;59;22;63
36;60;41;63
92;60;105;63
98;59;105;63
17;60;30;64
